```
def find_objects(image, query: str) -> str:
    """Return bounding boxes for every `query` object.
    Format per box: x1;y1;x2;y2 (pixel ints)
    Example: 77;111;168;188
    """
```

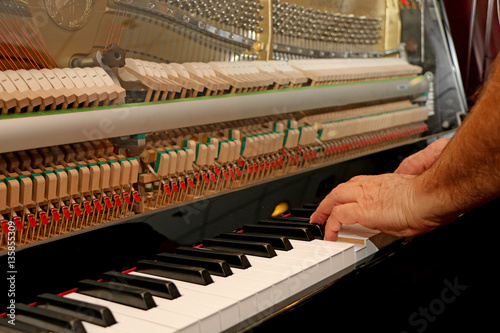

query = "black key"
258;219;324;238
156;253;232;277
37;293;116;327
78;279;156;310
16;303;85;333
136;260;213;285
242;224;314;241
0;317;49;333
302;203;318;209
175;246;251;269
203;238;276;258
103;271;181;299
289;208;316;218
220;232;293;251
272;216;310;223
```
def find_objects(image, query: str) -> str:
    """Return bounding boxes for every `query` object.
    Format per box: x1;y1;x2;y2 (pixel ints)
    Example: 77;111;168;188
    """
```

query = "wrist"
412;167;464;224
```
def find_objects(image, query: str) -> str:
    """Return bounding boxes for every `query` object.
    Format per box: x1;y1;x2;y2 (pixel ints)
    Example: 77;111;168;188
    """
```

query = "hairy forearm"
416;60;500;216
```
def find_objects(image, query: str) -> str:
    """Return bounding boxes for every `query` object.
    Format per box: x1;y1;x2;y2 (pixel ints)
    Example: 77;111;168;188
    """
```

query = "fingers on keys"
310;178;366;241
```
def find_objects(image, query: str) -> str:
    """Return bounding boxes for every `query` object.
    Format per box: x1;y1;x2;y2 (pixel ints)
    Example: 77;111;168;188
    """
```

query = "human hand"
395;138;450;175
309;173;458;241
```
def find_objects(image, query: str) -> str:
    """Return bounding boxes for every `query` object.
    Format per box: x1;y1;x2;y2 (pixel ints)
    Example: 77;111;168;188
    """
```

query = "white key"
211;274;274;313
130;271;239;331
151;295;221;333
226;239;352;321
71;300;175;333
81;321;129;333
230;266;290;305
137;271;258;323
232;255;319;311
65;292;198;333
246;250;320;295
290;239;355;272
275;249;331;285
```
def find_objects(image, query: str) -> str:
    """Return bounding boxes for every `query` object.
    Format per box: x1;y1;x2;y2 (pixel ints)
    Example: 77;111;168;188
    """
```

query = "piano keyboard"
2;207;392;333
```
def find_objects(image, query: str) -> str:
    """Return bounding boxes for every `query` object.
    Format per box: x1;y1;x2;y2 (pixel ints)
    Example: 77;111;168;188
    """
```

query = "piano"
1;0;486;332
